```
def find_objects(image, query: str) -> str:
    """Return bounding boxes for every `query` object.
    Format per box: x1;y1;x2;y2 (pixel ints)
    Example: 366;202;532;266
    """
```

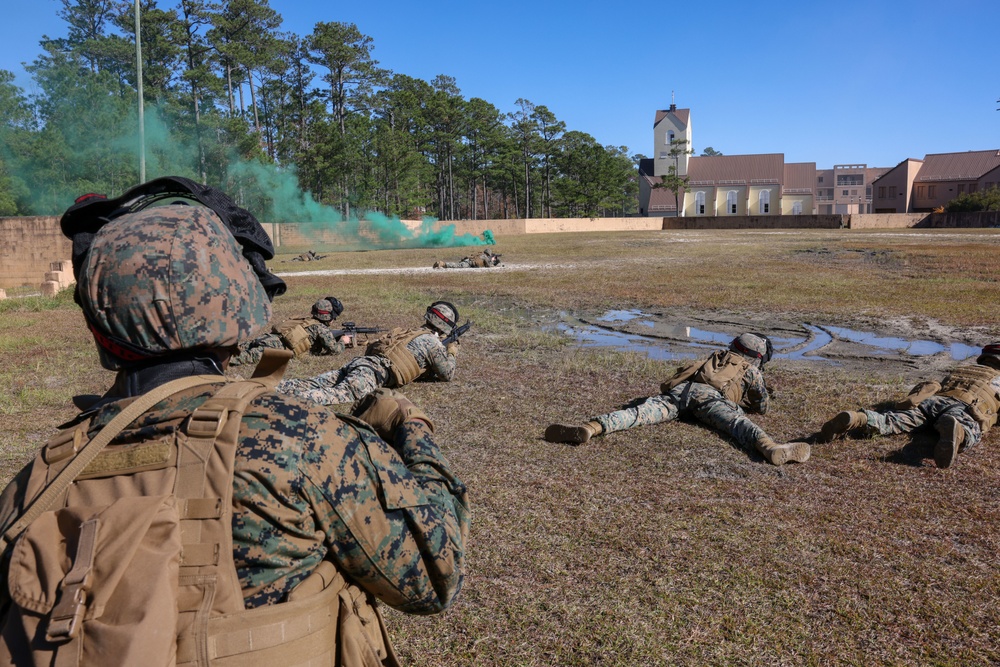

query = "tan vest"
937;364;1000;431
272;317;323;357
0;352;397;667
661;350;753;404
365;328;425;388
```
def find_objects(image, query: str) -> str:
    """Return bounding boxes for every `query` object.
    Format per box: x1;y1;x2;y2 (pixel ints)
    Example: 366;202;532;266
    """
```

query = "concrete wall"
0;216;72;289
663;215;846;230
849;212;1000;229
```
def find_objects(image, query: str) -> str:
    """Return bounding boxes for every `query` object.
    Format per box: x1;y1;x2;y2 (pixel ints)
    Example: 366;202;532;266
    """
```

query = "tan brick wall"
0;216;72;289
848;212;1000;229
663;215;846;230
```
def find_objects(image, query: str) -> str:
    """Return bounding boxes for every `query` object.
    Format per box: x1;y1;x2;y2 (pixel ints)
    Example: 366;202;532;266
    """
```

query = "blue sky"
3;0;998;169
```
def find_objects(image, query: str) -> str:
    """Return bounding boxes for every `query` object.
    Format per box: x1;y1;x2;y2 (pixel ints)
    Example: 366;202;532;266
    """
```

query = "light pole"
135;0;145;182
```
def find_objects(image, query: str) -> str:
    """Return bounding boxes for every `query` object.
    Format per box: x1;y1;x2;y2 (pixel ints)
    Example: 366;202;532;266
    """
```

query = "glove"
340;334;352;346
351;388;434;441
446;341;459;356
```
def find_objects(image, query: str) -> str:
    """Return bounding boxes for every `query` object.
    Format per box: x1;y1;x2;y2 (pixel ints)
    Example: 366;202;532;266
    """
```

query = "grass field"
2;227;999;666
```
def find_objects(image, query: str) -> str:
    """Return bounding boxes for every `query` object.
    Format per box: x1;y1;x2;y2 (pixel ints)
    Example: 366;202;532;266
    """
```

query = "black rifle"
442;320;472;345
329;322;388;347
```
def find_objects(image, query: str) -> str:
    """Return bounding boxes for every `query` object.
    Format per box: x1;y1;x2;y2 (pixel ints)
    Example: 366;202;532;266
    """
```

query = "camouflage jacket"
400;331;458;382
665;355;770;414
0;377;469;614
230;324;345;366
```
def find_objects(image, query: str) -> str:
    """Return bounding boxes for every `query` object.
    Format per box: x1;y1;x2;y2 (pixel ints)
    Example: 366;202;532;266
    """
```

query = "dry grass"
2;227;1000;666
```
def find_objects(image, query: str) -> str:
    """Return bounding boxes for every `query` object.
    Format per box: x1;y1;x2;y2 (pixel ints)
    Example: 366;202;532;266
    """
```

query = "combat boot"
754;436;811;466
933;415;964;469
544;420;604;445
817;410;868;443
432;261;443;269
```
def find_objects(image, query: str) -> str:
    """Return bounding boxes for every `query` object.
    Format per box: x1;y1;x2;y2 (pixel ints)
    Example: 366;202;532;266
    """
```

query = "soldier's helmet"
312;297;343;323
977;343;1000;369
729;332;773;366
424;301;459;335
77;205;272;370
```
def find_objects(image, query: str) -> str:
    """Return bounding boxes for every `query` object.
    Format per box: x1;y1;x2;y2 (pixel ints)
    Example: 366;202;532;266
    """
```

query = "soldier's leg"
275;356;386;405
594;393;680;435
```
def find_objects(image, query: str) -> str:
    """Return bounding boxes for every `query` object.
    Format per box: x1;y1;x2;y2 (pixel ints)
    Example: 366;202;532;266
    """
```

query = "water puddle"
559;310;981;365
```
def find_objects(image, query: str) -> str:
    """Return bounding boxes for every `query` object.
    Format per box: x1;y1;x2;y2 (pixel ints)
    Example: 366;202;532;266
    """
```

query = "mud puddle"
555;309;982;372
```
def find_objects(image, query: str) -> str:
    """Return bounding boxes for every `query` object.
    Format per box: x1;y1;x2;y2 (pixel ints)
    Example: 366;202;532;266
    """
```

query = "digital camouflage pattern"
230;324;346;367
78;205;271;363
278;330;457;406
860;396;983;452
593;363;771;449
23;382;471;612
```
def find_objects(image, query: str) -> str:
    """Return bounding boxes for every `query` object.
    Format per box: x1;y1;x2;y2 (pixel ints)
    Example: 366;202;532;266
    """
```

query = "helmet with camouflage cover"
312;296;343;323
730;332;772;367
977;342;1000;370
424;301;459;335
77;205;272;370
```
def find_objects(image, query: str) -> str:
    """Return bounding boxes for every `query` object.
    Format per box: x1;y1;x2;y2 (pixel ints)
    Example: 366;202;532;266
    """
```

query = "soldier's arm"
743;367;770;415
305;416;468;614
312;324;345;355
420;335;458;382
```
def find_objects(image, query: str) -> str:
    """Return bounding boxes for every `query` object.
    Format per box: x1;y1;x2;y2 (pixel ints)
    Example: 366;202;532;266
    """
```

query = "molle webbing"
937;364;1000;430
365;328;424;388
663;351;751;403
273;318;320;357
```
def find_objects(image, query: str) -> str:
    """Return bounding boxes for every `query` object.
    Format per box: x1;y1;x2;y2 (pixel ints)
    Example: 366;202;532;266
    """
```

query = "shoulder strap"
0;374;223;553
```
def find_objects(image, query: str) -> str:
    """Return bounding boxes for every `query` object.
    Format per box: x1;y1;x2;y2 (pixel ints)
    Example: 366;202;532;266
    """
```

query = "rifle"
329;322;388;348
442;320;472;346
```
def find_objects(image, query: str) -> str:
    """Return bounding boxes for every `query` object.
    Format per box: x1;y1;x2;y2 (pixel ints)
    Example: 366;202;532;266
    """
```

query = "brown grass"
2;227;999;666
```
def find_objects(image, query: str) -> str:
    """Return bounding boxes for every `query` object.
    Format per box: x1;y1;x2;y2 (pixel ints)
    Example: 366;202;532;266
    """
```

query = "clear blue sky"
3;0;998;169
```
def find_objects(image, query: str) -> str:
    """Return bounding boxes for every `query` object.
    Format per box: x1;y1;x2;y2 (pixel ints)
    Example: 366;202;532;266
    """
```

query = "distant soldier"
544;333;811;466
277;301;462;405
291;250;326;261
433;248;501;269
817;343;1000;468
230;296;350;366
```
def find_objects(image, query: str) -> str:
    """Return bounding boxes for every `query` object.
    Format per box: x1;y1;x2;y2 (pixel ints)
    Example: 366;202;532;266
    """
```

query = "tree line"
0;0;641;220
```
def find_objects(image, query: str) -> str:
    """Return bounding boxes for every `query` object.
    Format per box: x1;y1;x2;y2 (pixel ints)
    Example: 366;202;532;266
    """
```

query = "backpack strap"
0;375;224;553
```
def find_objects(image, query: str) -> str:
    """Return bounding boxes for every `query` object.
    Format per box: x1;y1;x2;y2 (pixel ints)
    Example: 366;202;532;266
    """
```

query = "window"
818;176;824;183
888;186;897;198
916;185;925;198
970;184;977;193
842;190;849;196
727;191;738;214
695;191;706;215
759;190;770;214
667;131;675;145
792;201;802;215
659;152;668;159
958;184;965;194
928;185;935;198
878;186;886;198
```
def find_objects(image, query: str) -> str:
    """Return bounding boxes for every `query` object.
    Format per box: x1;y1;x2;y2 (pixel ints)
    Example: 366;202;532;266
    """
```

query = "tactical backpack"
0;352;397;667
661;350;753;404
365;328;425;388
937;364;1000;431
272;317;322;357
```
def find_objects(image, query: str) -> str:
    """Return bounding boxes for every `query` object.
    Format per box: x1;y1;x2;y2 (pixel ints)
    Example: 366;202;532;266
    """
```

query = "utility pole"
135;0;145;182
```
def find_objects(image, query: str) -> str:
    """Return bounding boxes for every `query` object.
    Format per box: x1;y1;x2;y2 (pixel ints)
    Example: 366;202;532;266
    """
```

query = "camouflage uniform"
593;368;770;449
278;331;457;405
230;324;346;367
860;397;983;451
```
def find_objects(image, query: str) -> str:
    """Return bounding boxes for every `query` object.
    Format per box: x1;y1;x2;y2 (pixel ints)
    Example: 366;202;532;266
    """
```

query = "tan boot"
755;436;811;466
544;420;603;445
432;261;443;269
933;415;964;469
817;410;868;443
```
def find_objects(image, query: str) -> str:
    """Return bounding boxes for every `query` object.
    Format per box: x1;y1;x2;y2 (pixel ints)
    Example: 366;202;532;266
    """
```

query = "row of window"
689;190;803;214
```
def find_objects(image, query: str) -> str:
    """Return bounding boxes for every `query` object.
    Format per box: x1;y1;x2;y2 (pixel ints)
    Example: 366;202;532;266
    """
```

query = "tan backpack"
365;328;425;388
272;318;321;357
0;351;398;667
661;350;752;404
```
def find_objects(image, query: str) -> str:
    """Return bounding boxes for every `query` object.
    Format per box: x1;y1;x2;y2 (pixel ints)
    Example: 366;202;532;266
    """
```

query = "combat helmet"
730;332;773;366
75;205;272;370
424;301;459;335
312;296;344;323
977;343;1000;370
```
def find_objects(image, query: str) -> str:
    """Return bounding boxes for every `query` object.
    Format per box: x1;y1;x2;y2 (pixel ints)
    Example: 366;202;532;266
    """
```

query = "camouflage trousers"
863;396;983;451
593;382;768;449
276;356;391;406
443;260;473;269
230;334;285;367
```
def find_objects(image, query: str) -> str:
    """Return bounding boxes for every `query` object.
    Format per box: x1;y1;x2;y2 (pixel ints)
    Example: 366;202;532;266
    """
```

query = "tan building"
871;150;1000;213
815;164;889;214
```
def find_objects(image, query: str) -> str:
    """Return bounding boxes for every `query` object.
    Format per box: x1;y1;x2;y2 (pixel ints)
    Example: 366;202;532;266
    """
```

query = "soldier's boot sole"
766;442;812;466
817;411;859;443
934;415;963;469
544;423;593;445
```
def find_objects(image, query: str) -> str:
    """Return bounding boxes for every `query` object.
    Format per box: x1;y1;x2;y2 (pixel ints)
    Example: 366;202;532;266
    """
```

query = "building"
871;150;1000;213
638;105;887;217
